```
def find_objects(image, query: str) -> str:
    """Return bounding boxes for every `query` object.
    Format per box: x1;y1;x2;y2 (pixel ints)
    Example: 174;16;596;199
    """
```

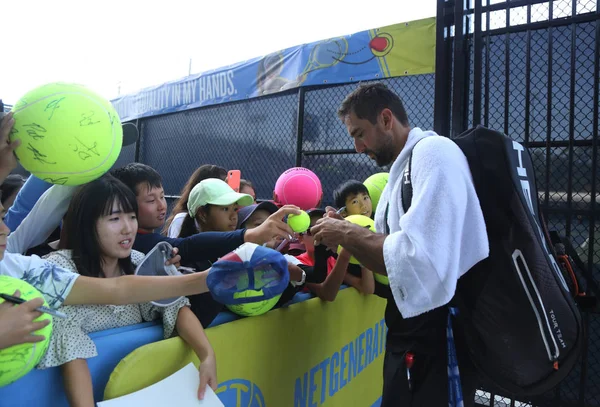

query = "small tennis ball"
10;82;123;186
0;276;53;387
338;215;376;265
287;211;311;233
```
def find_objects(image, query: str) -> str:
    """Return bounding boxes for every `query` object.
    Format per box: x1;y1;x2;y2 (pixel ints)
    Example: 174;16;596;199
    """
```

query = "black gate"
434;0;600;406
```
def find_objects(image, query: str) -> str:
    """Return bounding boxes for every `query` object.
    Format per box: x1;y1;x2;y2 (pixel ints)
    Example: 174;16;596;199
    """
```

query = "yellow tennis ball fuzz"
338;215;376;265
9;82;123;186
0;275;53;387
287;211;311;233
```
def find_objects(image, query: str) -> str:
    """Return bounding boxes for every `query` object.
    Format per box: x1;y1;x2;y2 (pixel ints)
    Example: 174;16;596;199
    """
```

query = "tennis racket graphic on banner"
294;37;349;85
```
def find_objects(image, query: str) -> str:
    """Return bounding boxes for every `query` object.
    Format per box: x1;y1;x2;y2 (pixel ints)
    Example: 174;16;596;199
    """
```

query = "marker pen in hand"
0;293;67;319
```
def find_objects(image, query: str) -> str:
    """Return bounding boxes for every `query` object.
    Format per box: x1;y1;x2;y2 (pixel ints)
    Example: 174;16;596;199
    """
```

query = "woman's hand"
198;354;217;399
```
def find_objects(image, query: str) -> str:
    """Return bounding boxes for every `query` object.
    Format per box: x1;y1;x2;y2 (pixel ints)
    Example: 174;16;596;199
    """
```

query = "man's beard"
365;148;394;167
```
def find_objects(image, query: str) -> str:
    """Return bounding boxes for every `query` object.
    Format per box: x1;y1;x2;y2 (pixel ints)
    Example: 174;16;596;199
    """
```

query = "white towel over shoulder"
374;128;489;318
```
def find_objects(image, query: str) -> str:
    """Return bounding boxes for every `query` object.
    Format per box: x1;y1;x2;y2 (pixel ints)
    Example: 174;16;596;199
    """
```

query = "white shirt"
37;250;189;369
0;252;78;309
167;212;200;238
375;128;489;318
167;212;187;238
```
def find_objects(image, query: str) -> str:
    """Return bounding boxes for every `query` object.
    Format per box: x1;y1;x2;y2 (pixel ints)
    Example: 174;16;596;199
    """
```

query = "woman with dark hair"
0;174;25;209
38;175;217;406
163;164;227;238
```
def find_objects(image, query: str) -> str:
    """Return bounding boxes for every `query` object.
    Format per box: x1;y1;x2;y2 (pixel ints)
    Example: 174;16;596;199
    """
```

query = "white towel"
374;128;489;318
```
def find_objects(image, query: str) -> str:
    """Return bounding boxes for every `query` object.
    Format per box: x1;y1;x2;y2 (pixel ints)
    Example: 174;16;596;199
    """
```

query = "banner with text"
104;289;388;406
111;18;435;122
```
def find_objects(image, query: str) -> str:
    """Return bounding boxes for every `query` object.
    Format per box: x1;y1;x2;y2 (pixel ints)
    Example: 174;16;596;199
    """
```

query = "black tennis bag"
401;126;584;397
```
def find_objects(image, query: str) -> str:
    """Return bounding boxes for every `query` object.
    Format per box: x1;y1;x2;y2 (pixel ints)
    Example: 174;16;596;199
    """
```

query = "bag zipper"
512;249;561;365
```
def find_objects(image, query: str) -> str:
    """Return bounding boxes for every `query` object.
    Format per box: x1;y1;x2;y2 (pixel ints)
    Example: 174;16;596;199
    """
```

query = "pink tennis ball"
274;167;322;210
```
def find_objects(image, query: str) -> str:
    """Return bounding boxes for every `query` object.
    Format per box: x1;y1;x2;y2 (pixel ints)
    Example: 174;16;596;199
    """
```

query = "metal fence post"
295;88;306;168
434;0;452;137
134;119;141;163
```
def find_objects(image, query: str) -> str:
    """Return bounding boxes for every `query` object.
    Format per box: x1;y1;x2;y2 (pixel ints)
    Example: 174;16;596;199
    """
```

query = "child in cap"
164;164;228;238
237;201;279;230
179;178;254;239
333;180;373;219
177;178;254;326
237;201;282;250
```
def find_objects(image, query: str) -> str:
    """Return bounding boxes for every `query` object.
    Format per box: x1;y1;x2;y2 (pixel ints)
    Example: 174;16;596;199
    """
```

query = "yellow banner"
370;17;437;78
104;289;387;406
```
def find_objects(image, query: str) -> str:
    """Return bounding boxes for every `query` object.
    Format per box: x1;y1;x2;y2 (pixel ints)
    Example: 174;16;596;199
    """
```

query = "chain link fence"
300;75;435;205
105;0;599;405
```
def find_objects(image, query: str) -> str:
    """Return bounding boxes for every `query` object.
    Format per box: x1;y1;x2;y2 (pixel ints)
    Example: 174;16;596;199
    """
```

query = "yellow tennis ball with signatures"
9;82;123;186
0;275;53;387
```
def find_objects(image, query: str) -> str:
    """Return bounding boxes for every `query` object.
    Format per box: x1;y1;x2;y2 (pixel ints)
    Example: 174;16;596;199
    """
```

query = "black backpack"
401;126;585;397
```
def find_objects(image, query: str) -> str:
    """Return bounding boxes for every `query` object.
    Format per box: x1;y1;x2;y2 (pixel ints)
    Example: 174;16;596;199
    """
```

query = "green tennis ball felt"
227;291;281;317
338;215;376;265
0;275;53;387
363;172;389;213
9;82;123;186
287;211;311;233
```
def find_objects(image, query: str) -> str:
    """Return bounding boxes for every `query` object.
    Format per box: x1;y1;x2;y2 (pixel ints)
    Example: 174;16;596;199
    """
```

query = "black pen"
0;293;67;319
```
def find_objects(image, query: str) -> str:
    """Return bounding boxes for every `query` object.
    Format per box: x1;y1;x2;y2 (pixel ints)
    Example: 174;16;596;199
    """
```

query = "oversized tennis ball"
363;172;389;213
274;167;322;210
338;215;376;265
0;275;53;387
287;211;310;233
9;82;123;186
226;290;281;317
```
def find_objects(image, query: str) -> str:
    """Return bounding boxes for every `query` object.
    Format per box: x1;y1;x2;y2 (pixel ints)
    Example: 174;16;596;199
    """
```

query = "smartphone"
227;170;241;192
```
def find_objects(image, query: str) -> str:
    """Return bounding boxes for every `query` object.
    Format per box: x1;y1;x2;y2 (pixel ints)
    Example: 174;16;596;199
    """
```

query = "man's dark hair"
337;82;409;126
111;163;162;196
333;180;370;209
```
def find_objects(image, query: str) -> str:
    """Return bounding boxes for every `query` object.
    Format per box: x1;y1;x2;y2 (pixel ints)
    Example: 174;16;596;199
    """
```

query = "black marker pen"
0;293;67;319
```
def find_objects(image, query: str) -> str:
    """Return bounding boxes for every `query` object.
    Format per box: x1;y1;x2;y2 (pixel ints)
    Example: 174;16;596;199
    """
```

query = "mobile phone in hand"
227;170;241;192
